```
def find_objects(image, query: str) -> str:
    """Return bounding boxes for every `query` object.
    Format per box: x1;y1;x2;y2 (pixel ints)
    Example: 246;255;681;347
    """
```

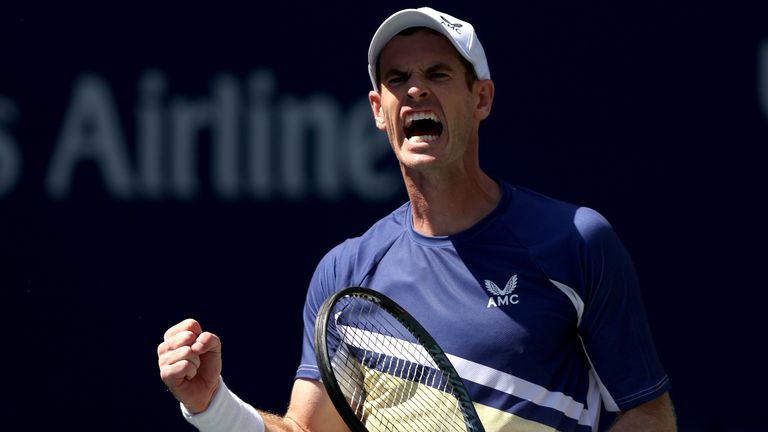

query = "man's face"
369;30;491;173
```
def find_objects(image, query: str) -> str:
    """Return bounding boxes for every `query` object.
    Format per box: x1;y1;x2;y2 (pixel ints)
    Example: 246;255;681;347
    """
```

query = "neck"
404;167;500;237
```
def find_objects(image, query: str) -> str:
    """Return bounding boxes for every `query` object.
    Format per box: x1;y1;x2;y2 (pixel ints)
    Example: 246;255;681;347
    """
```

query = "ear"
474;79;495;121
369;90;387;131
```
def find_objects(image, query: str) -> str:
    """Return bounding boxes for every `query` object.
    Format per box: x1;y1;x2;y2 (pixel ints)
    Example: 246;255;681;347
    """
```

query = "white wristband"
180;377;265;432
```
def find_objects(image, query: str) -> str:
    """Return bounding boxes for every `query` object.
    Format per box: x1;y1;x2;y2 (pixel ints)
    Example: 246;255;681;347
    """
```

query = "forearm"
608;393;676;432
182;378;305;432
260;411;311;432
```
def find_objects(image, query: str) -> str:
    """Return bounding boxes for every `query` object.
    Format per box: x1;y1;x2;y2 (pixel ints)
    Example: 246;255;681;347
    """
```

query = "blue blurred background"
2;1;766;430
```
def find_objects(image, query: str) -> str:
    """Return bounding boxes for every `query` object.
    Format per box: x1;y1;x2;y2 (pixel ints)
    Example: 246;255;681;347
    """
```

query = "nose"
407;80;429;100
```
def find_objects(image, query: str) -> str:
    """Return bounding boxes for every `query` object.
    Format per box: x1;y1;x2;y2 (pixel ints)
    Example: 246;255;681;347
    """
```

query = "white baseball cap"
367;7;491;90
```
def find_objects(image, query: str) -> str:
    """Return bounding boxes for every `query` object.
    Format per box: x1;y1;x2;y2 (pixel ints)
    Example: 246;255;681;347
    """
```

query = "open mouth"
404;111;443;142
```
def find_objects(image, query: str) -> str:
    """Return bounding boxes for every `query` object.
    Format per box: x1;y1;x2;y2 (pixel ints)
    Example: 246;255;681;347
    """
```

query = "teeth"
409;135;439;143
405;111;440;126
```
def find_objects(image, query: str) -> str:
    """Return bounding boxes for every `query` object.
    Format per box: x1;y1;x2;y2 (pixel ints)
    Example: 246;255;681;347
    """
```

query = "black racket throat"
314;286;485;432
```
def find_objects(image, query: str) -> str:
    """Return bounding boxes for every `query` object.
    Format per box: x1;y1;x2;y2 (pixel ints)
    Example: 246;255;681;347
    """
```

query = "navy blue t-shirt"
296;181;669;431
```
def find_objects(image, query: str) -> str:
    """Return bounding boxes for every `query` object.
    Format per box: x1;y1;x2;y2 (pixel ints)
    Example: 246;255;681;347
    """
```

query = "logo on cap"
439;15;463;34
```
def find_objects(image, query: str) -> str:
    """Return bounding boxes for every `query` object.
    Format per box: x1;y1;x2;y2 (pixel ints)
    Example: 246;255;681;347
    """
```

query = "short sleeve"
575;207;670;411
294;246;341;381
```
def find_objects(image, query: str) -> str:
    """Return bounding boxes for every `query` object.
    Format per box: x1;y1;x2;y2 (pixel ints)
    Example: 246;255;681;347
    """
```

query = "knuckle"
182;318;202;333
178;345;194;357
178;359;196;377
157;341;169;357
159;345;193;367
159;366;176;382
178;331;196;344
163;318;201;340
160;359;193;381
166;331;196;349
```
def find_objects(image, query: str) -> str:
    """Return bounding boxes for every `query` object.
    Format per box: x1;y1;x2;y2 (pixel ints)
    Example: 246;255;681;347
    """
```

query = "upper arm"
283;379;350;432
611;392;676;431
574;207;671;410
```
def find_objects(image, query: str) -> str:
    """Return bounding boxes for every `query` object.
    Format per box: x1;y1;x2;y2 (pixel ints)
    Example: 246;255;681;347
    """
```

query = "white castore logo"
439;15;463;34
485;275;519;308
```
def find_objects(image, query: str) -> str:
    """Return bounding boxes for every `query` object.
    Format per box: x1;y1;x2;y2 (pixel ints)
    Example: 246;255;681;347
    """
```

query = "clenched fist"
158;319;222;413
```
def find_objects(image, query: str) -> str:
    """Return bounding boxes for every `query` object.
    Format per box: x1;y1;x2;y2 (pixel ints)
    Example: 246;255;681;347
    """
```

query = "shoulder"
315;202;410;286
511;185;622;252
500;183;627;286
323;201;409;264
503;185;598;244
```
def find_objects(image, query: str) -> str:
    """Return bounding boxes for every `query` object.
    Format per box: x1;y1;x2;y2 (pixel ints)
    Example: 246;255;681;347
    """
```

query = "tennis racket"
314;286;485;432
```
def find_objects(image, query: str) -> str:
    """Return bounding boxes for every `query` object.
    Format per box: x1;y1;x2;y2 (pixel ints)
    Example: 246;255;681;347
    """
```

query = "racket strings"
329;296;467;432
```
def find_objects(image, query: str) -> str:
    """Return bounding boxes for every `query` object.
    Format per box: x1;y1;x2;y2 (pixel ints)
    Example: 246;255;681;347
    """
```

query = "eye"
385;73;408;86
429;71;450;80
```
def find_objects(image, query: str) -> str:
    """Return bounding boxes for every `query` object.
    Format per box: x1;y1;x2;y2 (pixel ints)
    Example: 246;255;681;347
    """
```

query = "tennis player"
158;7;676;431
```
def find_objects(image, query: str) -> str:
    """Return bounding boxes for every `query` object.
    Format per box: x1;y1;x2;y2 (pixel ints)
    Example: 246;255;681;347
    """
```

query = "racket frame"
314;286;485;432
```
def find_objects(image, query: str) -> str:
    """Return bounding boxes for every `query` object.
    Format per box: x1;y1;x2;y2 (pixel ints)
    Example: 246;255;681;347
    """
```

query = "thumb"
191;332;221;355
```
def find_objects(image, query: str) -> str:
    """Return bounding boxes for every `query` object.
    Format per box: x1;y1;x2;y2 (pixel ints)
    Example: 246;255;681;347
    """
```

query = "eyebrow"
382;68;408;81
382;62;456;80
